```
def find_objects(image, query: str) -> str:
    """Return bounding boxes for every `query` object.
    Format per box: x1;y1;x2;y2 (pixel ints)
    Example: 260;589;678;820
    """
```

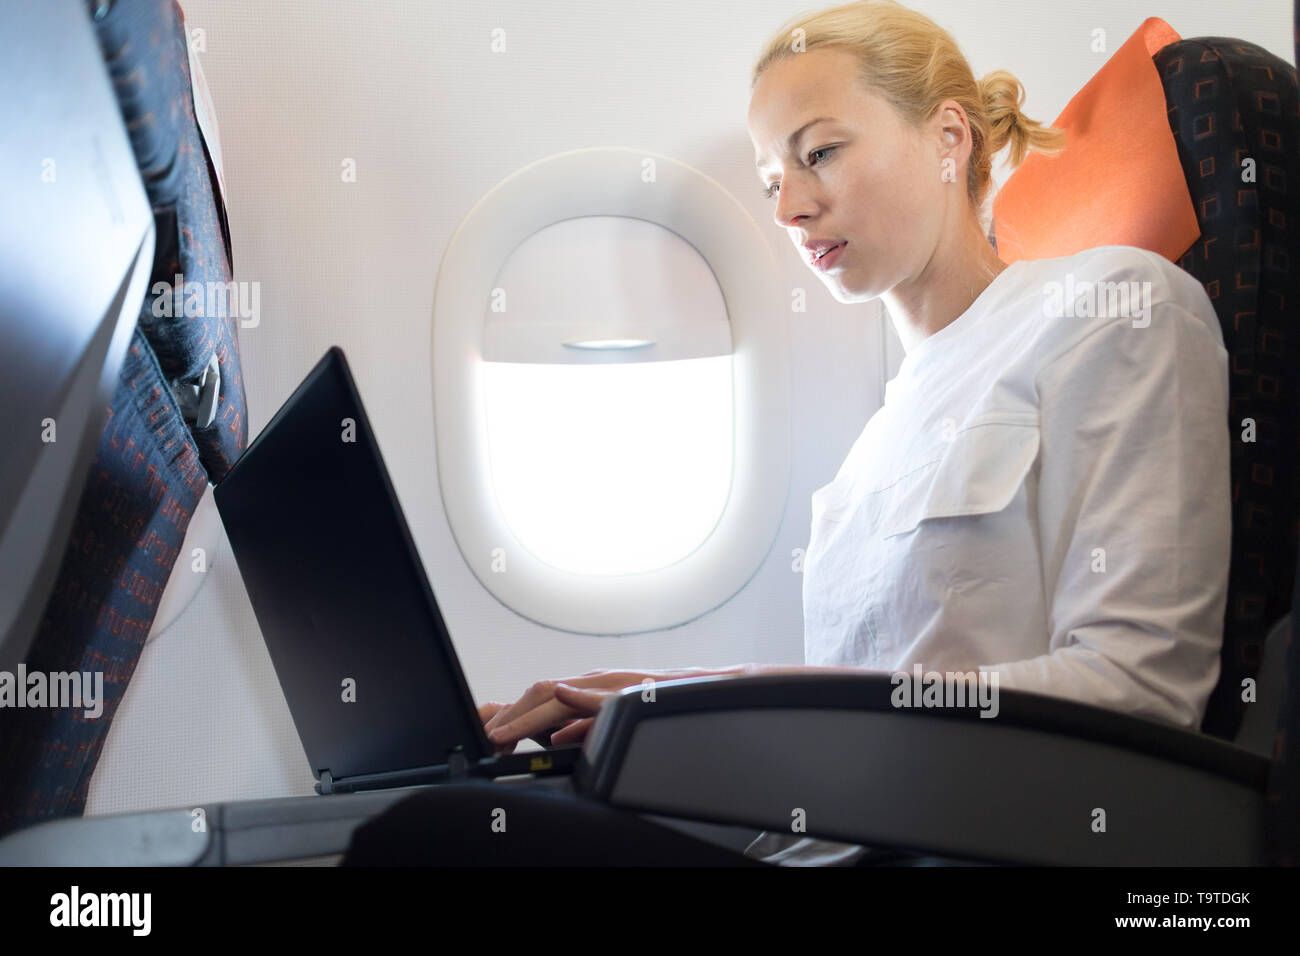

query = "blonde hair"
751;0;1065;212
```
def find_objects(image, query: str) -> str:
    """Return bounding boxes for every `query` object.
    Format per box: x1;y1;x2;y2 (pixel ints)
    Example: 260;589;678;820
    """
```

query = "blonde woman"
468;0;1230;866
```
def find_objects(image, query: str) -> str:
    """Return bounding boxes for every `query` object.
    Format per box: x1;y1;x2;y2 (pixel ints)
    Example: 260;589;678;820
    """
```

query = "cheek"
844;154;926;230
891;157;938;213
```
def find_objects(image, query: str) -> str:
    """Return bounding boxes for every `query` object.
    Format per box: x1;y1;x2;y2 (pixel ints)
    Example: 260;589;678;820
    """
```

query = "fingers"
487;697;576;750
481;676;627;750
549;716;595;746
487;682;611;749
482;673;607;737
483;678;563;735
482;700;557;752
553;682;607;712
490;684;608;749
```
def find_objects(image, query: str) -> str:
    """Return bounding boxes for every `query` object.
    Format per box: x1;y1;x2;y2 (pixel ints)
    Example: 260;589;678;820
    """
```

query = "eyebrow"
755;116;838;172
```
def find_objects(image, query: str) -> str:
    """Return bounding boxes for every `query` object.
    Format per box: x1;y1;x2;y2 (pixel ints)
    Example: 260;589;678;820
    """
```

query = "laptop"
213;346;580;795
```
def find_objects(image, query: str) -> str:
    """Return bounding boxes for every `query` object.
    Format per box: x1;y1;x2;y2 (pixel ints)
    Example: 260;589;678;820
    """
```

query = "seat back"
1151;35;1299;743
0;0;250;838
98;0;249;478
992;16;1300;865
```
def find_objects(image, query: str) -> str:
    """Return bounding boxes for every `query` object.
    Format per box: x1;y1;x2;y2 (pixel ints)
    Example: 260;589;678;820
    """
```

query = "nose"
772;175;815;230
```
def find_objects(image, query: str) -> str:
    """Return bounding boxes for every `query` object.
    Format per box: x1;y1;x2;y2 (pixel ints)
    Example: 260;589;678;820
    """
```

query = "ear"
934;98;973;170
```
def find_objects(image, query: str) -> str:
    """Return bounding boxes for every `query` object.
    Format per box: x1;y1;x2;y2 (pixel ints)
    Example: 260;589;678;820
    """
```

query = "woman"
455;0;1229;866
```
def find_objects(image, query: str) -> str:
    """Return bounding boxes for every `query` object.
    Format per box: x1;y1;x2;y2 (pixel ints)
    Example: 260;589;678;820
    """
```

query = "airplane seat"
992;13;1300;863
1150;30;1300;748
1145;21;1300;862
0;0;249;839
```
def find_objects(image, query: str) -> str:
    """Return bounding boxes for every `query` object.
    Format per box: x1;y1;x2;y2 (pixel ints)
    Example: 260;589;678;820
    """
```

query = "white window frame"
431;147;789;634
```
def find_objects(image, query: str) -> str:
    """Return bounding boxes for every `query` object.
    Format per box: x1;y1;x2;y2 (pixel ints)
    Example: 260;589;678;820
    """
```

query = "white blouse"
747;244;1231;866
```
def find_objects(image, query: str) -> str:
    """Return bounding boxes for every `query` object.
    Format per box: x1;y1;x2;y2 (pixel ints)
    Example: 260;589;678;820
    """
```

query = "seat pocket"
879;418;1040;539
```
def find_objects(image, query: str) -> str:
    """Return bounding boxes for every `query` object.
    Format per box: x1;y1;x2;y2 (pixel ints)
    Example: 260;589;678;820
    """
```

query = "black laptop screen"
213;347;490;783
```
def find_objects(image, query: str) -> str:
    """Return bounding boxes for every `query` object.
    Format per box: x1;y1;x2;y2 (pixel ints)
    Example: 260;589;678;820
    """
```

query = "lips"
806;240;847;270
804;240;845;265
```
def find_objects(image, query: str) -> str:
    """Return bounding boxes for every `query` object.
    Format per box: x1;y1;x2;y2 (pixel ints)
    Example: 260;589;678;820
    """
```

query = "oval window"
481;216;733;576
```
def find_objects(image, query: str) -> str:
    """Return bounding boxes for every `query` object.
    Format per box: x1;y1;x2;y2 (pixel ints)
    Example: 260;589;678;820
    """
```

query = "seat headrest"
992;17;1200;264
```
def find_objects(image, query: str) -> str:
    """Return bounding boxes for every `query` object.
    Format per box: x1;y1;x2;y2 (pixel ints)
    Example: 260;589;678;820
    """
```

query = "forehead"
749;49;874;167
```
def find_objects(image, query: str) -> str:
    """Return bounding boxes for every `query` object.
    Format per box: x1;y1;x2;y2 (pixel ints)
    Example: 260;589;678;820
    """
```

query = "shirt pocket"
878;417;1040;539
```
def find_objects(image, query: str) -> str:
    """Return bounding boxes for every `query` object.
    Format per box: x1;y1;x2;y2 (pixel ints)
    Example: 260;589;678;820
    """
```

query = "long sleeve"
977;300;1231;731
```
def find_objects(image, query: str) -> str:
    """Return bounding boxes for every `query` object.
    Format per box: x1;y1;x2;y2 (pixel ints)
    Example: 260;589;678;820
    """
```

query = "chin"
826;277;874;305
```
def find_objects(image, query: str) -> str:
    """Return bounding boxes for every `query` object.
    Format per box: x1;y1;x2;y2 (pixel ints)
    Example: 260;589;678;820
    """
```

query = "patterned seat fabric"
0;335;209;835
0;0;247;837
1152;32;1299;863
98;0;248;479
1154;35;1300;744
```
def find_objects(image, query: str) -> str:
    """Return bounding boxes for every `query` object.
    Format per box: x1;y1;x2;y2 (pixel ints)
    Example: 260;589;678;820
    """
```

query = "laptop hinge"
317;769;334;795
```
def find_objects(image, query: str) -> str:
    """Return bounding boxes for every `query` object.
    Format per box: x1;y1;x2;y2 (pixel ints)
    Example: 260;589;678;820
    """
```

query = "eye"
761;146;837;200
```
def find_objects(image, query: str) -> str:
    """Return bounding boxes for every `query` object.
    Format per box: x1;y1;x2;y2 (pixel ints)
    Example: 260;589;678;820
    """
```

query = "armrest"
0;789;424;867
0;776;579;866
574;673;1270;865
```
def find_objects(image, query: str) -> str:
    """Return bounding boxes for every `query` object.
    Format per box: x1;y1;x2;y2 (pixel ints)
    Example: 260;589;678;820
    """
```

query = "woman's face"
748;47;952;304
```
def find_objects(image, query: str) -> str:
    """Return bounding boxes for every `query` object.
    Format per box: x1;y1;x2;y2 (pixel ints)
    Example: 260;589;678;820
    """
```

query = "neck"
882;212;1010;354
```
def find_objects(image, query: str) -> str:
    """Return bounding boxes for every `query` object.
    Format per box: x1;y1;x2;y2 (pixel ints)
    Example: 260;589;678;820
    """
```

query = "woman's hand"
478;668;735;753
475;701;583;750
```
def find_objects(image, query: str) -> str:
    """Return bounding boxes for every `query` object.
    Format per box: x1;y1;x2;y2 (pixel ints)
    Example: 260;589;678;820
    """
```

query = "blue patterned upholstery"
1153;36;1299;744
99;0;247;479
1150;31;1299;865
0;0;248;837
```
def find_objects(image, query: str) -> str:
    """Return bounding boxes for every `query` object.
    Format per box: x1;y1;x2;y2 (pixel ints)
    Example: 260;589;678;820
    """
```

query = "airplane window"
481;216;733;576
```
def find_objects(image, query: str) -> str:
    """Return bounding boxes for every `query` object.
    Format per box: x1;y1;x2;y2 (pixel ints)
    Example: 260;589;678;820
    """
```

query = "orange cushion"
991;17;1200;264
